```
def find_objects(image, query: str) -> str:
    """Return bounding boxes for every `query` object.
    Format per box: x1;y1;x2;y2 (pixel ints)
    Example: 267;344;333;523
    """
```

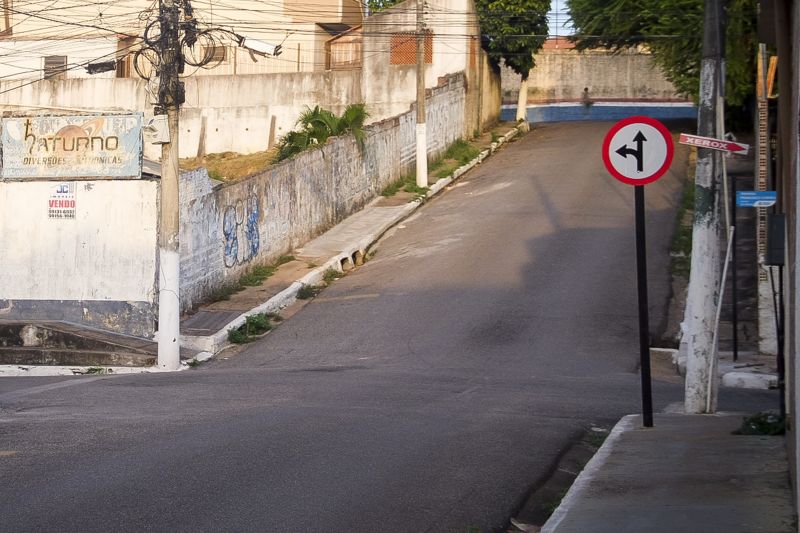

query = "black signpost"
603;116;675;428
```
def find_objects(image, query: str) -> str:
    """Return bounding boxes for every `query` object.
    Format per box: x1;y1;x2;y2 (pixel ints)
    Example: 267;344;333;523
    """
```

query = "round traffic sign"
602;116;674;186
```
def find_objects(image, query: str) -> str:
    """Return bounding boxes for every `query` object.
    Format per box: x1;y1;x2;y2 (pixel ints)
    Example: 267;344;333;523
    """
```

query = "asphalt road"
0;122;776;532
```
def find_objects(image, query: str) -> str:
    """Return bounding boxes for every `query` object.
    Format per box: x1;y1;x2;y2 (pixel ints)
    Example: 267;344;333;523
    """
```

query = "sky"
548;0;574;37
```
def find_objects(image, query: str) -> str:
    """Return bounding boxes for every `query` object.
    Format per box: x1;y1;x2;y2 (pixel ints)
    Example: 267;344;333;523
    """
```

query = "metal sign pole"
604;116;673;428
635;185;654;427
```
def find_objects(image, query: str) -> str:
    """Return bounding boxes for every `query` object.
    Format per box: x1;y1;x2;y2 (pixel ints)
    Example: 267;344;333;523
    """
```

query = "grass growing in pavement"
443;138;480;164
209;255;295;301
429;138;481;180
240;265;278;286
381;139;480;197
208;282;242;302
323;268;343;284
227;312;276;344
380;172;429;197
297;284;323;299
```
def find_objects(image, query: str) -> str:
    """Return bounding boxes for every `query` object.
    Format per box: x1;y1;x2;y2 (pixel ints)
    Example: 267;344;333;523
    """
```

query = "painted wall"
0;0;498;158
179;74;467;310
500;102;697;124
0;39;120;81
501;46;687;103
0;179;159;336
362;0;477;123
0;71;363;159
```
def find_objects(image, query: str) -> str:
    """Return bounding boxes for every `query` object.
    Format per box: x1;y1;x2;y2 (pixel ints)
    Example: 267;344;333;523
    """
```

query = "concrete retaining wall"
180;73;467;310
502;46;685;103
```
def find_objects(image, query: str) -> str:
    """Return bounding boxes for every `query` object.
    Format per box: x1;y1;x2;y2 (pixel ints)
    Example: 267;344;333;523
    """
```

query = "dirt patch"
180;149;278;182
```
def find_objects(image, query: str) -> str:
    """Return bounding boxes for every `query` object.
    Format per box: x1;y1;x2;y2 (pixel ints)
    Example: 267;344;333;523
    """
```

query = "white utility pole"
157;0;181;370
684;0;725;413
516;77;528;122
415;0;428;188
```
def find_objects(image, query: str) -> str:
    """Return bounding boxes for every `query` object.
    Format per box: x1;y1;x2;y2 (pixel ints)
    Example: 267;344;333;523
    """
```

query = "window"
116;36;136;78
203;45;227;64
390;31;432;65
43;55;67;79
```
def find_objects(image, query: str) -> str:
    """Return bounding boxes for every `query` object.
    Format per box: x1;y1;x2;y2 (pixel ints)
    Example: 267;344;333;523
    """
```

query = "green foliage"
443;139;480;165
240;265;277;286
227;328;249;344
475;0;550;79
365;0;401;12
734;412;785;435
566;0;756;107
228;313;274;344
670;177;695;277
338;103;369;149
381;173;430;197
323;268;343;284
297;284;323;299
276;104;370;162
209;282;244;302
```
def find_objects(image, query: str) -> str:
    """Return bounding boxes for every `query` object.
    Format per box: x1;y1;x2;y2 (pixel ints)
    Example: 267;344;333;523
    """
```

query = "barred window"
390;32;432;65
43;55;67;79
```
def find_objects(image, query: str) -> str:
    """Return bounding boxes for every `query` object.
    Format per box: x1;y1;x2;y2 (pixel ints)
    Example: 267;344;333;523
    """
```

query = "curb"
721;371;778;390
540;414;638;533
180;124;525;360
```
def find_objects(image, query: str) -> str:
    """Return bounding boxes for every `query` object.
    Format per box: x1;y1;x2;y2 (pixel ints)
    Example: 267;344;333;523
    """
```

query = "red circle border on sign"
602;116;675;186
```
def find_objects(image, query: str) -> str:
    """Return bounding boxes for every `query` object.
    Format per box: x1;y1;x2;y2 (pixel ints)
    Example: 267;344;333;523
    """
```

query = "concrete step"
0;320;196;367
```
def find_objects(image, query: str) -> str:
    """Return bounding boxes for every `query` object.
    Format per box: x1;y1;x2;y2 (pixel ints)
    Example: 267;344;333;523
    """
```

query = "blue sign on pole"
736;191;777;207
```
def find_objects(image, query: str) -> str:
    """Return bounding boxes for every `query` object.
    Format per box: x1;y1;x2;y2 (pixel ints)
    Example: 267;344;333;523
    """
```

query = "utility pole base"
157;248;181;370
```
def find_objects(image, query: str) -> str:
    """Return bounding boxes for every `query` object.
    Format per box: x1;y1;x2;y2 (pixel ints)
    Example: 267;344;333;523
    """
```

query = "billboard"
1;114;142;179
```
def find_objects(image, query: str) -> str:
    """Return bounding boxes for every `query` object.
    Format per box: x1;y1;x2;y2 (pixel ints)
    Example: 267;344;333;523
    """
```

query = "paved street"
0;122;775;532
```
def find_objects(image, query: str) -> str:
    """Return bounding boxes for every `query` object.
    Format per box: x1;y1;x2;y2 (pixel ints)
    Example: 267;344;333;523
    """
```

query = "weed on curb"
297;284;323;300
227;312;277;344
323;268;343;284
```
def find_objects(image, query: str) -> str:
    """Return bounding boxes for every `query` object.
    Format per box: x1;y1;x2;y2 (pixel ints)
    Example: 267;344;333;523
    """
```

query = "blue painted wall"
501;103;697;123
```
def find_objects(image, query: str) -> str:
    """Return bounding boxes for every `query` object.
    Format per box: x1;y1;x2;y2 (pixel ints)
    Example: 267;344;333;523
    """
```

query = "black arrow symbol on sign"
615;130;647;172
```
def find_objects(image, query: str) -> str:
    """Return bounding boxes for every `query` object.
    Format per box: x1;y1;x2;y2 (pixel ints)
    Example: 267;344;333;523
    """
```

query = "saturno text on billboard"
0;114;143;179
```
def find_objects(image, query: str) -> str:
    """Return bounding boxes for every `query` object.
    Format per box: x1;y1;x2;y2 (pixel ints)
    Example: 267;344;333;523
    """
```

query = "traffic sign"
679;133;749;155
602;116;675;186
736;191;777;207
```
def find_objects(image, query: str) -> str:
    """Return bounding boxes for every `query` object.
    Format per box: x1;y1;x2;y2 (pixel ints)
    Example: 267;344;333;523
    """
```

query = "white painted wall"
362;0;477;122
0;38;119;80
0;180;158;302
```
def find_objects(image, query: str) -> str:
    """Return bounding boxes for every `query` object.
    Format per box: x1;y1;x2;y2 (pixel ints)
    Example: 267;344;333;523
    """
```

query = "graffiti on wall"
223;193;260;267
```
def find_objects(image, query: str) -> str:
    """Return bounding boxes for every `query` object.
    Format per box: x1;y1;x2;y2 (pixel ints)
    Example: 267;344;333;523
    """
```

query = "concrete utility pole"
415;0;428;188
157;0;182;370
516;76;528;122
684;0;725;413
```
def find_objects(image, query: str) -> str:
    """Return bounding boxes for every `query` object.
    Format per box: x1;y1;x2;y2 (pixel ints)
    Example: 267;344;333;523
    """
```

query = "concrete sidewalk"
541;413;795;533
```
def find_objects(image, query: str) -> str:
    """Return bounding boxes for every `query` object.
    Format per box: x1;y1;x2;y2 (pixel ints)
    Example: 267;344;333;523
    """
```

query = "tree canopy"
475;0;550;80
566;0;757;107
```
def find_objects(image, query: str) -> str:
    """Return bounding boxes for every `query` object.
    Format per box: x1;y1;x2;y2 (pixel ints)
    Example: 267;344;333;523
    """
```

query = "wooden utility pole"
157;0;182;369
684;0;725;413
415;0;427;188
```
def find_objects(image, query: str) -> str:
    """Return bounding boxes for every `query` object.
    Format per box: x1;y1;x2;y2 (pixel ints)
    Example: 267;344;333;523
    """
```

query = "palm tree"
275;103;369;162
